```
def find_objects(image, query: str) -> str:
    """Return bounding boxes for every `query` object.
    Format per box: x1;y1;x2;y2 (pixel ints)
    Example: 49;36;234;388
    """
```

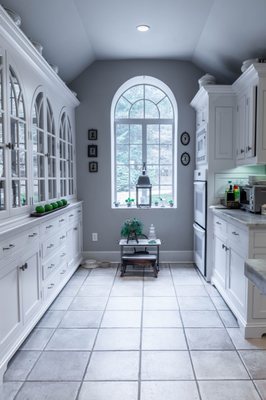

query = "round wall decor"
180;131;190;145
181;152;190;166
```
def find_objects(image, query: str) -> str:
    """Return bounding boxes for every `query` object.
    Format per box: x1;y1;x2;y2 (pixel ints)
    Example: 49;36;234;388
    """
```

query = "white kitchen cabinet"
20;247;41;324
234;63;266;165
0;6;79;221
212;210;266;338
0;202;83;381
191;86;235;172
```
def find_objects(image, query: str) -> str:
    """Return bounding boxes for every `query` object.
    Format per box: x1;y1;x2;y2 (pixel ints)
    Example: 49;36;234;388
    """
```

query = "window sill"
112;205;176;210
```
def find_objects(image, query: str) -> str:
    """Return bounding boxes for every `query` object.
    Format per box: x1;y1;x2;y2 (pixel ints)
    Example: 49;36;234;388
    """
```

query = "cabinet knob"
232;231;239;236
47;244;54;249
216;221;221;225
74;227;78;231
46;225;53;229
48;263;55;269
247;146;252;152
69;214;74;217
240;149;245;154
59;219;65;222
20;262;28;271
60;235;66;240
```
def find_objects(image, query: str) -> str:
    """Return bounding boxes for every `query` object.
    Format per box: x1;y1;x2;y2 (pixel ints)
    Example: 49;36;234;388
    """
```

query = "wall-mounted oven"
193;169;207;277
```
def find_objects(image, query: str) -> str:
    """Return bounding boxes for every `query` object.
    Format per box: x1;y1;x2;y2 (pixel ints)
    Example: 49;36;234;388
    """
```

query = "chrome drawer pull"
59;219;65;222
60;235;66;240
28;232;37;237
232;231;239;236
48;283;55;289
20;262;28;271
216;221;221;225
48;264;55;269
46;225;53;229
69;214;74;217
3;243;15;250
47;244;54;249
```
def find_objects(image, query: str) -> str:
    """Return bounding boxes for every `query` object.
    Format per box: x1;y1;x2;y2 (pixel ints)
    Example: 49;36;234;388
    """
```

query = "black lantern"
136;162;152;208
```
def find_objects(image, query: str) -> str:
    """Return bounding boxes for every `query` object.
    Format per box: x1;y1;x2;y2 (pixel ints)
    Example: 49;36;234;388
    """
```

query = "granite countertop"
210;206;266;227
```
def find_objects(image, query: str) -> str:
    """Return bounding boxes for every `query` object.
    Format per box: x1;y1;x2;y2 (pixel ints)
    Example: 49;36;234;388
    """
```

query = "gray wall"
71;60;204;257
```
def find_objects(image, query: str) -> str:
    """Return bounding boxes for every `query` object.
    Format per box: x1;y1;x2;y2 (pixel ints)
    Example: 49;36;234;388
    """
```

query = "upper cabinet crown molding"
0;5;79;108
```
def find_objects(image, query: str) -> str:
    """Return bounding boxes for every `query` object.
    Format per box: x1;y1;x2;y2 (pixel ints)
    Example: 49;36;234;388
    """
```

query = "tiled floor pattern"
2;264;266;399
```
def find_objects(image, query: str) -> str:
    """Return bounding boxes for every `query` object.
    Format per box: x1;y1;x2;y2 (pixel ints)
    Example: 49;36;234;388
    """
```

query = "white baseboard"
82;250;193;264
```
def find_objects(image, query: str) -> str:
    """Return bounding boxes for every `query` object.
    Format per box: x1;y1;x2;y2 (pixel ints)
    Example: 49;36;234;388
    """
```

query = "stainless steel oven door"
194;180;207;229
193;222;206;276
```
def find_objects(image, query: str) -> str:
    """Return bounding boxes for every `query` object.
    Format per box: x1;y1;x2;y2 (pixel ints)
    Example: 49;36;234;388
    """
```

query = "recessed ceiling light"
136;25;150;32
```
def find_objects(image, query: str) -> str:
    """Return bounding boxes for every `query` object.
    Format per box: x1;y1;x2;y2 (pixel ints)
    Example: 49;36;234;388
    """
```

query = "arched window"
111;76;177;207
9;66;27;208
59;112;74;197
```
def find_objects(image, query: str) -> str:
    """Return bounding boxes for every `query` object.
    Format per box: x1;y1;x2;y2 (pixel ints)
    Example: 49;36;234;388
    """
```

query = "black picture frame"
89;161;98;173
88;145;98;158
180;131;190;146
180;152;190;166
88;129;98;140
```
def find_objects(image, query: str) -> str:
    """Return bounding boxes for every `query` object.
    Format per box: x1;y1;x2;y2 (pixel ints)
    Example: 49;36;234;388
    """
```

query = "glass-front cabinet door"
59;112;74;197
32;93;57;203
0;52;6;212
9;66;28;209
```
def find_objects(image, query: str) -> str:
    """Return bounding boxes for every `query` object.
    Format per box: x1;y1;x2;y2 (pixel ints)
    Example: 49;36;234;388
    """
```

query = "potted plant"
154;200;159;206
113;201;120;208
125;197;134;207
121;218;143;243
168;200;174;207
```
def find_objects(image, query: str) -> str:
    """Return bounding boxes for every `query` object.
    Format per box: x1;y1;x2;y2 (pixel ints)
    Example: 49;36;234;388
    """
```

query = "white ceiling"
1;0;266;83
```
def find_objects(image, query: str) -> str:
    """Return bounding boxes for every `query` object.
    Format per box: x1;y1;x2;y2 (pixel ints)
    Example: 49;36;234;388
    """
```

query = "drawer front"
42;247;67;280
40;220;58;237
43;272;61;299
213;216;227;237
42;235;60;259
67;207;82;224
42;252;60;280
0;227;39;261
228;223;248;253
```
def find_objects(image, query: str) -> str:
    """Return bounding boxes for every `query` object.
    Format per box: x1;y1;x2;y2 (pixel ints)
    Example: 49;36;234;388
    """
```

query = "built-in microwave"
196;126;207;164
240;185;266;213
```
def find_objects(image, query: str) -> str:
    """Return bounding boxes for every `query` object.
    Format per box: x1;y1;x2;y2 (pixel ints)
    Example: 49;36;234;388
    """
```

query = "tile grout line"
170;264;203;400
74;265;118;400
137;264;145;400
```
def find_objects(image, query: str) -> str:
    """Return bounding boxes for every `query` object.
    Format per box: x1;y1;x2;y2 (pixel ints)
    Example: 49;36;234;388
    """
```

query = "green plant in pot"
125;197;134;207
121;218;143;243
168;200;174;207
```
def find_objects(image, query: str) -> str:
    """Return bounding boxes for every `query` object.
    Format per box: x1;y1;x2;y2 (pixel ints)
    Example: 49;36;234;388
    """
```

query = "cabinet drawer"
67;207;82;224
40;220;58;237
0;227;39;261
213;216;227;237
228;223;248;253
43;272;61;299
42;235;60;259
42;248;67;280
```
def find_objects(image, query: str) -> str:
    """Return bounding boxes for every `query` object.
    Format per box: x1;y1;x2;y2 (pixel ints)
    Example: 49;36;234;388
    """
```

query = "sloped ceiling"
1;0;266;83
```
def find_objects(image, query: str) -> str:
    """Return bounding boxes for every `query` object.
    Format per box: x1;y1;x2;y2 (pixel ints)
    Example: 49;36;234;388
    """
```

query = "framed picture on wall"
88;145;98;157
88;129;98;140
89;161;98;173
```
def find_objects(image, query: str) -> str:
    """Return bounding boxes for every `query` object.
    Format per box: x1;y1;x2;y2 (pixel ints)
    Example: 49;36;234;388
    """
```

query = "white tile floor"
2;264;266;399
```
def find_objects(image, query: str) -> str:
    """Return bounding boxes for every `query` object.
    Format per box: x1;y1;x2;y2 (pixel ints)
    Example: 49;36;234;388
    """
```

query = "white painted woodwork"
191;86;236;172
212;212;266;338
